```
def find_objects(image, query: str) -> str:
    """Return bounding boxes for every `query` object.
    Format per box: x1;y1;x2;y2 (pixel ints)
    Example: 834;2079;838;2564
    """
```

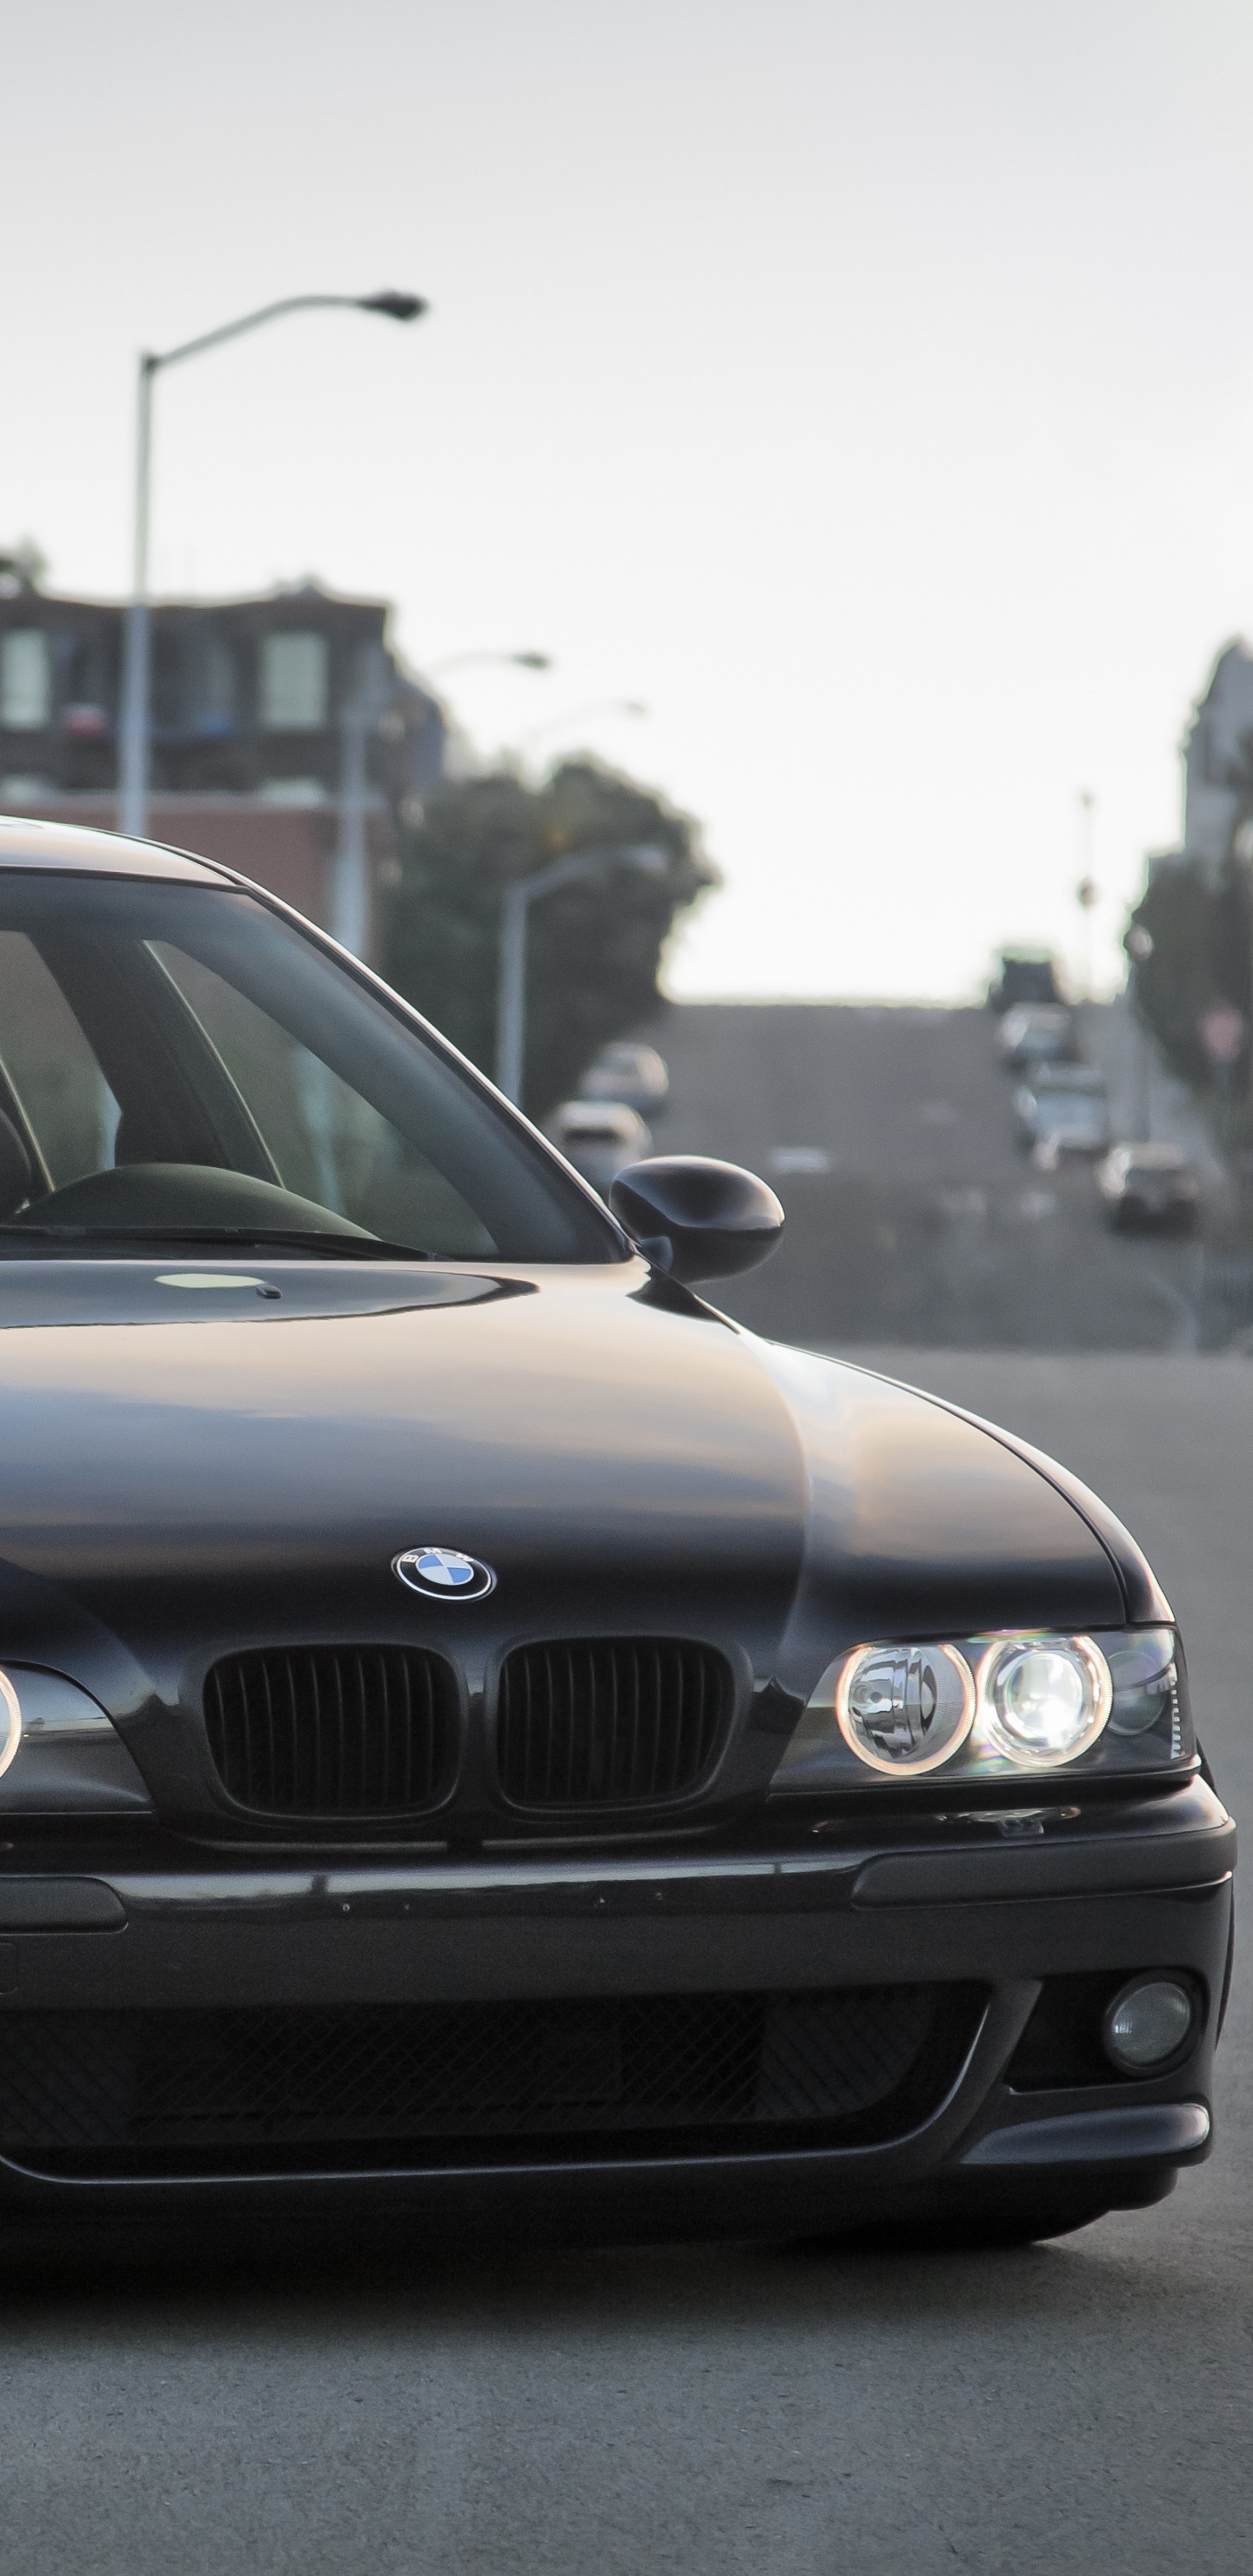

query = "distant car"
988;951;1063;1012
552;1099;653;1194
1096;1144;1200;1232
580;1042;669;1114
998;1004;1077;1070
1014;1066;1111;1157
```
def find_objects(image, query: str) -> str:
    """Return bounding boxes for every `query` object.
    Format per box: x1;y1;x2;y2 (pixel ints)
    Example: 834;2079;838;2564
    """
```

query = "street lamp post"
1075;788;1098;1001
332;641;399;958
495;843;667;1106
1126;923;1155;1140
117;289;426;842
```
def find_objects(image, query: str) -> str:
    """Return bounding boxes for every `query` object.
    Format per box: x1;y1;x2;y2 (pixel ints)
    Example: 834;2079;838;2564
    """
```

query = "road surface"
639;998;1224;1348
2;1351;1250;2574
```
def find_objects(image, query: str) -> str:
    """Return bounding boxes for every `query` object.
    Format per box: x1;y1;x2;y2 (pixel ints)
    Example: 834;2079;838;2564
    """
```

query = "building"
0;559;447;958
1181;638;1253;877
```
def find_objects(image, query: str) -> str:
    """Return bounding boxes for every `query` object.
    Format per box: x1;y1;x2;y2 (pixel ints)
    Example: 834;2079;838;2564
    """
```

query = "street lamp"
426;650;553;677
117;289;427;841
495;843;668;1105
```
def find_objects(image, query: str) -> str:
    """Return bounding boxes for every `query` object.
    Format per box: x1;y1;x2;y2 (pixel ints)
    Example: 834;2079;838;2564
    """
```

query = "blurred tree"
1129;717;1253;1097
379;760;718;1117
1126;856;1252;1092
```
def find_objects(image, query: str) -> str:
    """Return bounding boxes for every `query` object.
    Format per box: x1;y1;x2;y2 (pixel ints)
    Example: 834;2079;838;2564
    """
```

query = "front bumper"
0;1778;1232;2237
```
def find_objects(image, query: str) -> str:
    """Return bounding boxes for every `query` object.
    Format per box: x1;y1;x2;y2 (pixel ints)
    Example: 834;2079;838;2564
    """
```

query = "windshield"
1036;1090;1106;1131
0;872;621;1262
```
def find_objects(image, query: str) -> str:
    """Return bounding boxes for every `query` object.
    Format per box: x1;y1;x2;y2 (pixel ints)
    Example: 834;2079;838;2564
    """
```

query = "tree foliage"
1128;856;1251;1091
379;761;718;1117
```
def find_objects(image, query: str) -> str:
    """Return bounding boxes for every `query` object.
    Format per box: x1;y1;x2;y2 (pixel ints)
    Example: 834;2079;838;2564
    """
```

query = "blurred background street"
636;995;1223;1349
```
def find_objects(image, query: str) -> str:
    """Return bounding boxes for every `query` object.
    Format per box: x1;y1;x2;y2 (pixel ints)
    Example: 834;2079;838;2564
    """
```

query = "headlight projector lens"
836;1641;975;1774
979;1634;1112;1766
1103;1976;1196;2072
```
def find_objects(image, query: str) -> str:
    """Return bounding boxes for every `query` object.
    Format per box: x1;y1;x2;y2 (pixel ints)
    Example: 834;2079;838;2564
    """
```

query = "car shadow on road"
0;2209;1241;2346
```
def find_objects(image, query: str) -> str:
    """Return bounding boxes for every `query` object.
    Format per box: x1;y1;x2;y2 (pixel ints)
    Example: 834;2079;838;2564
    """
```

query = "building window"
258;632;328;731
203;634;238;727
0;630;52;730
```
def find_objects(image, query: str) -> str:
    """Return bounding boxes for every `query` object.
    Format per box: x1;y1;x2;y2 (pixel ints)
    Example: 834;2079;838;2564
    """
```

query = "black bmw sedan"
0;817;1232;2250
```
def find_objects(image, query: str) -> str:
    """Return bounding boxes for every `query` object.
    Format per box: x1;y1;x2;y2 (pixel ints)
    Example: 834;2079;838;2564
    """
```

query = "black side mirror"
610;1156;785;1285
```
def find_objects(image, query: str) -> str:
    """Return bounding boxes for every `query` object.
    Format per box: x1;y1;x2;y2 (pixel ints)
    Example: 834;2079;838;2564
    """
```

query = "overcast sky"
3;0;1252;998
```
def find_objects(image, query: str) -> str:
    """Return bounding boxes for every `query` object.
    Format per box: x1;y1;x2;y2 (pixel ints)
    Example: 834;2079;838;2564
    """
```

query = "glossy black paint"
610;1155;786;1283
0;1796;1230;2234
0;1255;1142;1829
0;822;1230;2240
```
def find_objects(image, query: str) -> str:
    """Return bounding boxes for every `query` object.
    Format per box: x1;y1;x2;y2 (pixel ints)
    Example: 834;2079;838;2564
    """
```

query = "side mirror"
610;1156;785;1285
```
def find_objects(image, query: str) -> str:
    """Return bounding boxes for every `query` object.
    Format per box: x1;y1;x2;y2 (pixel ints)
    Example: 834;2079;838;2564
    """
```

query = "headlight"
0;1669;20;1780
976;1635;1110;1767
0;1668;152;1814
835;1641;975;1774
773;1626;1189;1789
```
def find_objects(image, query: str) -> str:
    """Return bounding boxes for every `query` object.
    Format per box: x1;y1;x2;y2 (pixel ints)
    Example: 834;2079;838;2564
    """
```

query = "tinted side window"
0;931;118;1185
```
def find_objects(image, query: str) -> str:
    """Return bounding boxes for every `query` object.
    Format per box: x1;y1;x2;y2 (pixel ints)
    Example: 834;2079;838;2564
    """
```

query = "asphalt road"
640;998;1223;1348
3;1351;1251;2575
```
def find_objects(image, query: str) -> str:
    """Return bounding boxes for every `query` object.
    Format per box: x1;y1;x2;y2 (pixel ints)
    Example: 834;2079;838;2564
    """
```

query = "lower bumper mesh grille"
0;1986;982;2176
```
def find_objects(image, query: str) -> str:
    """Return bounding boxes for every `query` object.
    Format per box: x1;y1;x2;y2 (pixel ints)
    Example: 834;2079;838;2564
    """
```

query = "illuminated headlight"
0;1670;20;1778
835;1642;975;1774
976;1635;1111;1768
771;1626;1170;1788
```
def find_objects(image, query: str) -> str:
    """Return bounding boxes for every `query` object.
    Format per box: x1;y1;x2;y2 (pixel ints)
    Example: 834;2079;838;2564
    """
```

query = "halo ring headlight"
836;1640;976;1774
977;1633;1112;1767
0;1670;20;1781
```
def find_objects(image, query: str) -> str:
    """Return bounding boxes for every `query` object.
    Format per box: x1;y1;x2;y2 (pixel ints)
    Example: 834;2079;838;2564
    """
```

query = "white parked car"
1096;1143;1200;1231
580;1042;669;1114
552;1099;653;1196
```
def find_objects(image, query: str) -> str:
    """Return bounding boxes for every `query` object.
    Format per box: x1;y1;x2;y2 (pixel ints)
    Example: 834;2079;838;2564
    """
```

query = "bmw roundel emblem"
393;1546;496;1602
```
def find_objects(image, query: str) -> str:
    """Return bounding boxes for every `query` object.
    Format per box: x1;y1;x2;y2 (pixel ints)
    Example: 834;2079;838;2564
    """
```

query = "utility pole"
117;289;425;842
495;844;667;1105
1076;788;1098;1002
332;644;394;958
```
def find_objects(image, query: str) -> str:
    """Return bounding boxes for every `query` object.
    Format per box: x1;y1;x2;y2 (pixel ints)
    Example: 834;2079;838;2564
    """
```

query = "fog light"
1103;1977;1196;2072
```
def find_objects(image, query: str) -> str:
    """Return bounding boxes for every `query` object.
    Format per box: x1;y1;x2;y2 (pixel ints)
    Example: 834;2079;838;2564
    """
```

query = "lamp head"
358;291;428;322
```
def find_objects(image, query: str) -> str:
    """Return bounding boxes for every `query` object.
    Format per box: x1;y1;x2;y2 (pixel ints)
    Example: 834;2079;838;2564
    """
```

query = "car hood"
0;1259;1148;1724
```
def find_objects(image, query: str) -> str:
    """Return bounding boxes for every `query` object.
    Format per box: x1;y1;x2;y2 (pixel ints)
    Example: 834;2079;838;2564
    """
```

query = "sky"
3;0;1253;1000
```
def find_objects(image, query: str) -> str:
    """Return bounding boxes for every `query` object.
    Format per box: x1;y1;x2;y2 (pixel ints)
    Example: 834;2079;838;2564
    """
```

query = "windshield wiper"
0;1225;432;1262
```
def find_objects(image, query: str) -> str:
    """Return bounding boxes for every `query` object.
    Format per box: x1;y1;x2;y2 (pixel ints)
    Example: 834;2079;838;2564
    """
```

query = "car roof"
1030;1065;1105;1090
1111;1142;1189;1170
555;1100;647;1136
596;1042;658;1069
0;816;232;885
